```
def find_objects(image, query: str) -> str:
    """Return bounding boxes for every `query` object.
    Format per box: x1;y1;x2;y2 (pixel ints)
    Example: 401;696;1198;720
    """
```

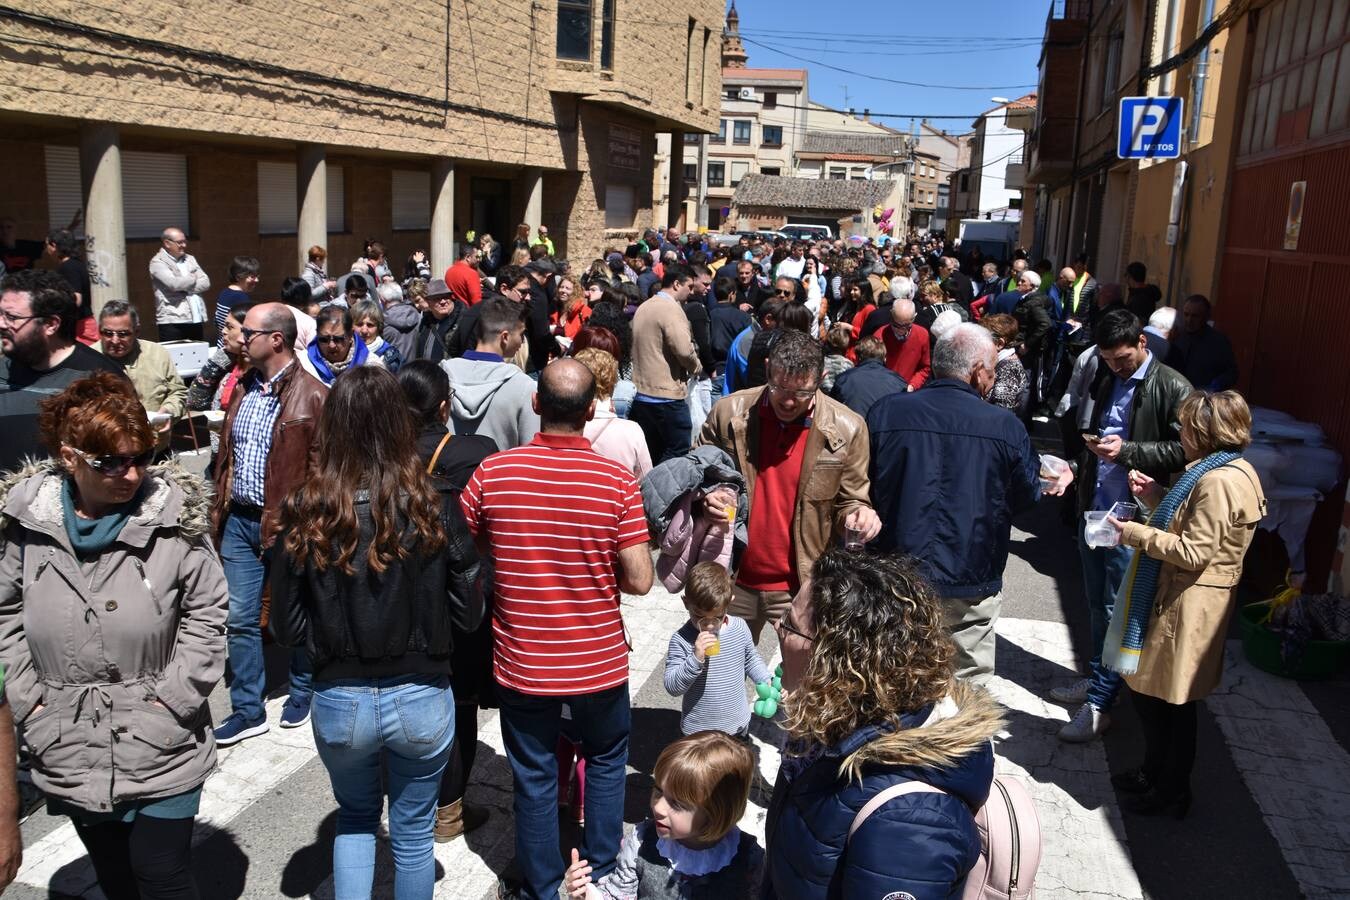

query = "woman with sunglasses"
0;371;228;899
307;305;386;387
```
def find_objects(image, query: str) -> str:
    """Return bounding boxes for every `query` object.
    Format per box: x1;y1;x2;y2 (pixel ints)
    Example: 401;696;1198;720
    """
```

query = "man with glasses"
91;300;186;454
879;299;930;391
698;330;880;643
410;277;464;364
149;227;210;342
211;303;327;746
0;270;124;471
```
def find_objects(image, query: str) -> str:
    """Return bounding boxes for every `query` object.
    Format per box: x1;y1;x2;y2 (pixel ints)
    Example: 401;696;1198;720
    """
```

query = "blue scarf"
1103;451;1240;675
307;335;369;385
61;479;140;558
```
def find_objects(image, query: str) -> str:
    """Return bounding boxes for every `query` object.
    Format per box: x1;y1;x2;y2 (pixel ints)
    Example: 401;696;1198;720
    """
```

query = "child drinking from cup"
664;562;773;738
564;731;763;898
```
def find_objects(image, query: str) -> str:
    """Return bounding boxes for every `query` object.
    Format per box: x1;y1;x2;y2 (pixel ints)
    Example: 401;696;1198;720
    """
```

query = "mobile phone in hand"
1081;433;1102;445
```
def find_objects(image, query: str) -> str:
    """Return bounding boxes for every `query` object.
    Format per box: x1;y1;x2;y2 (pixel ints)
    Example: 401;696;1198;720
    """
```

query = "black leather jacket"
1075;356;1193;511
270;493;483;681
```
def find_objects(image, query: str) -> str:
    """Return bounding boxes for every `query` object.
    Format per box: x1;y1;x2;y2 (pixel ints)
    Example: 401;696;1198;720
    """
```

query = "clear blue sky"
727;0;1046;133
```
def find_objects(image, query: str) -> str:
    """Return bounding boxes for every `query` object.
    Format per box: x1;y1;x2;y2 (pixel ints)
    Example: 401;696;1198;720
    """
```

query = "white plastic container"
1038;453;1071;493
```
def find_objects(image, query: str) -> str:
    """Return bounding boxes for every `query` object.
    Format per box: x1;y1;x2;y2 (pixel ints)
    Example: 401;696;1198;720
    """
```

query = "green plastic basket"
1238;603;1350;680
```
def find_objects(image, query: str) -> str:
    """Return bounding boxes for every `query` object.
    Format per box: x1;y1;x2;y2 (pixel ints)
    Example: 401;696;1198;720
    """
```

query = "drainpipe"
1188;0;1218;142
1063;0;1093;263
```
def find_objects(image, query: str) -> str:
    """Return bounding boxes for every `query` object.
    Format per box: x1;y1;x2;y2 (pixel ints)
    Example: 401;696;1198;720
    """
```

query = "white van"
780;223;834;241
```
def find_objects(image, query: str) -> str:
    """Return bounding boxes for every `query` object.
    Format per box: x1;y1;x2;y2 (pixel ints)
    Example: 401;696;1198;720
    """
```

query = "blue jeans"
312;675;455;900
612;379;635;418
220;510;312;722
628;398;693;465
498;684;630;900
1078;521;1134;712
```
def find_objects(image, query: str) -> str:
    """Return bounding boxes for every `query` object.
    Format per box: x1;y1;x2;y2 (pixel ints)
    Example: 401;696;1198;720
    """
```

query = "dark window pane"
600;0;614;69
762;125;783;146
557;2;592;60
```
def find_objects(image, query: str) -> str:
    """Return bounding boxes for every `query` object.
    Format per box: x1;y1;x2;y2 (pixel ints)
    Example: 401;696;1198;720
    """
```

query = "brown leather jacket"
212;359;327;549
697;386;872;586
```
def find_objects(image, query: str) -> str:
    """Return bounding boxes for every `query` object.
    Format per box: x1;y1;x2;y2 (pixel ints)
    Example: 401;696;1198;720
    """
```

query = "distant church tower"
721;1;749;69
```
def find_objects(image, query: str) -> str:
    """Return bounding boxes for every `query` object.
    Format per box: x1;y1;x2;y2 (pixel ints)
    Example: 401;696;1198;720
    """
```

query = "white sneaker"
1058;703;1110;743
1049;677;1092;704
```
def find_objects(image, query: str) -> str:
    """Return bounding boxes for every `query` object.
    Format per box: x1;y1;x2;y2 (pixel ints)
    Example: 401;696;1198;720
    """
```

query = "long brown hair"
282;366;444;574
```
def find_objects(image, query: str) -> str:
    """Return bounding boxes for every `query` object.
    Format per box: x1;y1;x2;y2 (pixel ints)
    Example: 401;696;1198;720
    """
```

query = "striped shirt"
664;616;771;736
229;362;292;506
459;433;650;696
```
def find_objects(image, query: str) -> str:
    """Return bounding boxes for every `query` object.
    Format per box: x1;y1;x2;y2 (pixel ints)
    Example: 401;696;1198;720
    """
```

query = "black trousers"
156;322;204;343
73;814;198;900
628;398;693;465
1132;692;1198;796
438;701;481;805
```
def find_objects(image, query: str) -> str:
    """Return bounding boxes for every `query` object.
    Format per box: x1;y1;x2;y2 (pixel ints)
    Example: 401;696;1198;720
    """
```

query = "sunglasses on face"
99;329;133;339
66;445;153;477
316;334;350;345
239;327;278;344
773;288;794;296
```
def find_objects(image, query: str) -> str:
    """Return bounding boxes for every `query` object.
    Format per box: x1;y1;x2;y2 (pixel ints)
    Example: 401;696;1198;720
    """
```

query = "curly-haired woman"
270;366;483;898
764;549;1003;900
0;372;227;898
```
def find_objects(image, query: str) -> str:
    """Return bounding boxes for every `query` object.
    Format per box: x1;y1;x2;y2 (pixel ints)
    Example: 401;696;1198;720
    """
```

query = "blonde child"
565;731;763;899
663;563;773;738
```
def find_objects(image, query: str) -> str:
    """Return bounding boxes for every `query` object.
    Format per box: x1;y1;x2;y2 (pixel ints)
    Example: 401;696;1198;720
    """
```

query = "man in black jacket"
522;258;560;373
939;256;976;312
1053;309;1192;744
1010;271;1053;417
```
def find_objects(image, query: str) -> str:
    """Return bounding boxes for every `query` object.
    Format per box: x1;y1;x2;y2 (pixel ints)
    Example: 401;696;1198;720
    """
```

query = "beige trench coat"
1119;458;1265;704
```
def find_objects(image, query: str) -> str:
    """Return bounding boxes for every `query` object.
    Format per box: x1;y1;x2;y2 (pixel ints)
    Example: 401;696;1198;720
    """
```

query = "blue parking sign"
1118;97;1183;159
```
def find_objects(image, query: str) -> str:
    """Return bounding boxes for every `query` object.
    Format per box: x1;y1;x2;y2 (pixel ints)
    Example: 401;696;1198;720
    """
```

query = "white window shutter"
44;146;83;235
257;161;298;234
326;166;345;233
391;170;431;230
604;184;635;229
122;151;189;239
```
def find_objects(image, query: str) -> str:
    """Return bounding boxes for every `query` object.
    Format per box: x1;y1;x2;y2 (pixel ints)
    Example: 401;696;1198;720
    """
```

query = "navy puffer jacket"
764;683;1003;900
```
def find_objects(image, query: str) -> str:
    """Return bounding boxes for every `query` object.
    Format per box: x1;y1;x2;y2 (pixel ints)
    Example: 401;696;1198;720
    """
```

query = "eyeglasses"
773;288;794;296
164;237;187;246
66;445;153;477
0;310;43;327
767;382;817;400
239;326;278;345
315;334;350;345
99;328;133;339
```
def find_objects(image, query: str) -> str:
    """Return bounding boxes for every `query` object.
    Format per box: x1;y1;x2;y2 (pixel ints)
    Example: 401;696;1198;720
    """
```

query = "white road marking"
16;694;319;897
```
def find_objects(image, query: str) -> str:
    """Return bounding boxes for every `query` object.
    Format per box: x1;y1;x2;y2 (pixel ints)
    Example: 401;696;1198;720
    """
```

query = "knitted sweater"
631;292;701;400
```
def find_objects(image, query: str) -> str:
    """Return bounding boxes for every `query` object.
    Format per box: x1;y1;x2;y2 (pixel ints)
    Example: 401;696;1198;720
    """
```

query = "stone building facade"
0;0;721;331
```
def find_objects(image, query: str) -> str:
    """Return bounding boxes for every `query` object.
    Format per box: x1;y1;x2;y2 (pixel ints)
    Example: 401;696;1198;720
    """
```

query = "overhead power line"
738;36;1039;91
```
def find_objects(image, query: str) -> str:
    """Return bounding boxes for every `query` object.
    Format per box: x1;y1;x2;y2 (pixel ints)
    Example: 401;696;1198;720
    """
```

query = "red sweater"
877;322;932;389
736;400;810;593
444;260;483;306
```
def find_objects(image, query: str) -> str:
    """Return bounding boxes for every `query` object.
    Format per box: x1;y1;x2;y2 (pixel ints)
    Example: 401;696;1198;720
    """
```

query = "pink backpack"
848;774;1041;900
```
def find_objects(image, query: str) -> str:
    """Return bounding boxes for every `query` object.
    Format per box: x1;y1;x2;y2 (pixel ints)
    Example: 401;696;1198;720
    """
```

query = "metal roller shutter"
391;169;430;230
327;165;345;233
257;161;298;234
122;150;189;239
44;145;83;235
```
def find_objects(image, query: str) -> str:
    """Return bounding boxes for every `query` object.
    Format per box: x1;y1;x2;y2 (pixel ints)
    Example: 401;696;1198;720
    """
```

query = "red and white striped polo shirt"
460;433;650;696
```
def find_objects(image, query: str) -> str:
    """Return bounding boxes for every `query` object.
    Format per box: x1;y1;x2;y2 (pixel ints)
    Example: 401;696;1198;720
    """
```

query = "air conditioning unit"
738;87;756;101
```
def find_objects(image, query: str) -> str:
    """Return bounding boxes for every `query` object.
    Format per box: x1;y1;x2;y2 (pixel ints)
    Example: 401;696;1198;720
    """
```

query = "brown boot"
434;799;489;842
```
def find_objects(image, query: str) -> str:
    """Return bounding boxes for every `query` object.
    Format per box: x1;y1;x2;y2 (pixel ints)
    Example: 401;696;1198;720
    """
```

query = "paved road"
9;489;1350;899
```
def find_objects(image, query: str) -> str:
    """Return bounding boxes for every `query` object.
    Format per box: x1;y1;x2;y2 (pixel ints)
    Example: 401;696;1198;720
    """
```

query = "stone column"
430;157;456;277
78;123;127;316
296;144;327;272
523;167;544;235
668;134;685;230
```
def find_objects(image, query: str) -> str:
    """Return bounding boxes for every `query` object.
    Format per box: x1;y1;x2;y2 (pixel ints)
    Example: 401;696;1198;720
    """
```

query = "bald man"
878;298;931;390
459;356;653;900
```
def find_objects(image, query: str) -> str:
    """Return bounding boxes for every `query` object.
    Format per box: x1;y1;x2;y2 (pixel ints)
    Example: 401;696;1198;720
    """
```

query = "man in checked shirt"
209;302;327;746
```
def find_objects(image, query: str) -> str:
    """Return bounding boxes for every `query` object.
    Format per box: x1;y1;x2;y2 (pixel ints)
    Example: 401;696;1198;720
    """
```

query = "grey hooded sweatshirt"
441;356;540;450
383;301;422;363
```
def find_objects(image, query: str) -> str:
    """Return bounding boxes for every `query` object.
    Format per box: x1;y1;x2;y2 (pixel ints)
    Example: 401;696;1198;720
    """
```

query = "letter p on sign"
1117;97;1183;159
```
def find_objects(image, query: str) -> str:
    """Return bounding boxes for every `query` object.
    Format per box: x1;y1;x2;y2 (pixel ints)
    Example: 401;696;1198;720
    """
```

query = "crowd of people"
0;216;1264;899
